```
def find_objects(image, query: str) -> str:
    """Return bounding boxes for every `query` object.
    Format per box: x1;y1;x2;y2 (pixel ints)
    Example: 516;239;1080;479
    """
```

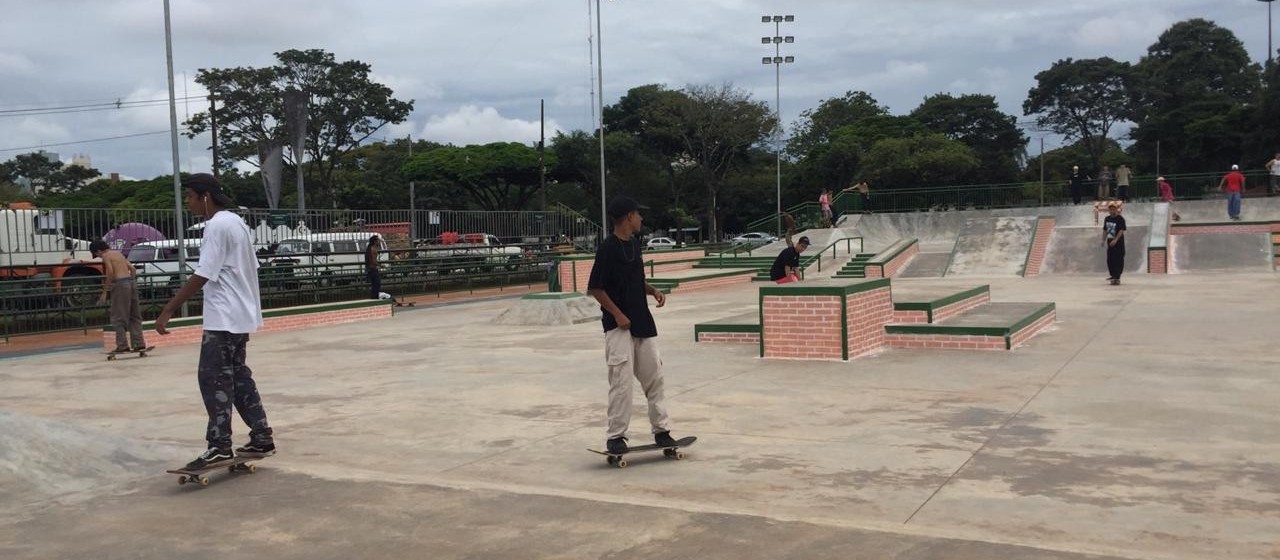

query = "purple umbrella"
103;222;165;257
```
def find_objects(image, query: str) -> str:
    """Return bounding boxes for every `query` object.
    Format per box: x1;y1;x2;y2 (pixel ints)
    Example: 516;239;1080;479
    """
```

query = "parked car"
731;232;777;245
646;237;678;250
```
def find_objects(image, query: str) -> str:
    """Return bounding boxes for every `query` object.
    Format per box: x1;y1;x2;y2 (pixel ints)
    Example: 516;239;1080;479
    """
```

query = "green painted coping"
694;322;761;341
884;303;1055;350
522;292;589;300
866;239;919;266
892;285;990;322
657;269;759;286
104;299;393;332
758;277;891;298
1170;221;1276;228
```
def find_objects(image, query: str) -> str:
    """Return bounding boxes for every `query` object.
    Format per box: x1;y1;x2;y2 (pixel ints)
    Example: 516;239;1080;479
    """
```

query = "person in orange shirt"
1218;164;1246;221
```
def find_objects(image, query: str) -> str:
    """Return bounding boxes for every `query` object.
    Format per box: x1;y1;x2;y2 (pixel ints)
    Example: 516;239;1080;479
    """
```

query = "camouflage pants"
198;331;272;450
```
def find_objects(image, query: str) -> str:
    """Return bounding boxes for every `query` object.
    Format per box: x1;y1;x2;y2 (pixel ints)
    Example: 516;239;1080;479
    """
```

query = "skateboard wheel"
107;355;116;361
178;477;187;485
199;477;209;486
663;448;676;458
675;452;685;460
616;459;628;468
247;464;256;473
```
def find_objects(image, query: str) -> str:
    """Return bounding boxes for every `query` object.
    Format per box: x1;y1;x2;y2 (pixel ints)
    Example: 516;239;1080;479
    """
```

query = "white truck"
0;204;101;308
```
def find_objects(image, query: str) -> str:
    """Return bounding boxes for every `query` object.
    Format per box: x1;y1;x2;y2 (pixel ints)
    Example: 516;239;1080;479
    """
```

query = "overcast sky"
0;0;1274;179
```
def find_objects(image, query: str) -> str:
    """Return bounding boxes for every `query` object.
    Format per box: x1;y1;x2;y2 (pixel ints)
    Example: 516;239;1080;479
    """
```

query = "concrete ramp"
745;226;859;257
849;213;966;253
1173;197;1280;224
0;409;178;507
898;252;951;278
1171;233;1273;273
1042;226;1150;275
945;217;1036;277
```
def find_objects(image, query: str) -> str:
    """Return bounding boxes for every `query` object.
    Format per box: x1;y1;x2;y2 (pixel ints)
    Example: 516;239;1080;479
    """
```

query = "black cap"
182;173;234;207
797;236;810;245
606;196;647;221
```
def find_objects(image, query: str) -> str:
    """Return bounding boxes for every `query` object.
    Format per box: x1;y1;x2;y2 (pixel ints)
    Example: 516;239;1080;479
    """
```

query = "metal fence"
0;203;601;259
745;170;1273;231
0;250;555;340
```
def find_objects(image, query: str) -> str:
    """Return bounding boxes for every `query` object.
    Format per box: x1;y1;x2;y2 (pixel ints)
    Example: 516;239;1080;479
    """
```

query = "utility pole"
539;99;547;240
408;134;415;241
1039;137;1045;206
208;94;219;179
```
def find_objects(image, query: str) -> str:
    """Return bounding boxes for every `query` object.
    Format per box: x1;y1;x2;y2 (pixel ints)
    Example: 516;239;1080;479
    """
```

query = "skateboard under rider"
166;454;269;487
587;436;697;468
105;346;156;361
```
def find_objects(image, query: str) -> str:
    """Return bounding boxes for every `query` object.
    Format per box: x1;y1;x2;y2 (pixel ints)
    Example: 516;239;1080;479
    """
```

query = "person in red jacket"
1157;176;1181;222
1218;164;1246;221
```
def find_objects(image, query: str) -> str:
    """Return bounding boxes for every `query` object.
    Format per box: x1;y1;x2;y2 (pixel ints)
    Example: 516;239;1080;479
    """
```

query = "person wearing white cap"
1218;164;1246;221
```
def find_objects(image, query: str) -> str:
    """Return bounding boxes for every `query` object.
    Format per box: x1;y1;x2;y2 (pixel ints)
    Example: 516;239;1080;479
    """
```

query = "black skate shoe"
183;447;233;470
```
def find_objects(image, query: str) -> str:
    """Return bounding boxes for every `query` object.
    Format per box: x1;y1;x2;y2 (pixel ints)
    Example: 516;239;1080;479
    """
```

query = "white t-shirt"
1269;159;1280;176
194;210;263;333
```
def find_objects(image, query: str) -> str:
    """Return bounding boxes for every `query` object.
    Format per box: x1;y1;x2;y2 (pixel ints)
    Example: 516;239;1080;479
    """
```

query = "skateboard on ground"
105;346;155;361
588;436;696;468
165;454;268;487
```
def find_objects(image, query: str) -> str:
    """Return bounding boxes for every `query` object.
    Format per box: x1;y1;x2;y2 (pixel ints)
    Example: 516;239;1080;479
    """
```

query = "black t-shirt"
1104;215;1126;249
770;247;800;280
587;235;657;337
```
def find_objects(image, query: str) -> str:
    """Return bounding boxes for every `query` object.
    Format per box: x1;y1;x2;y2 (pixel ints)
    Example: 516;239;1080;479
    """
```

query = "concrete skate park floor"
3;274;1279;560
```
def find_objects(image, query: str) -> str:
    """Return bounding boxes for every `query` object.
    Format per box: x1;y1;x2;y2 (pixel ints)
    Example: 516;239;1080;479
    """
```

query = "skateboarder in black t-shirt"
587;196;682;456
769;230;809;284
1102;202;1126;285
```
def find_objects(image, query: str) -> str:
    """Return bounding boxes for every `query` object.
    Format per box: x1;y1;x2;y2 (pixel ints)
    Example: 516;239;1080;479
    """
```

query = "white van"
265;233;387;285
127;239;202;295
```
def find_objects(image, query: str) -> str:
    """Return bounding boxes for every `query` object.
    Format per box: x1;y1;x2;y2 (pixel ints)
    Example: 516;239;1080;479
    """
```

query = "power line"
0;94;209;117
0;130;176;153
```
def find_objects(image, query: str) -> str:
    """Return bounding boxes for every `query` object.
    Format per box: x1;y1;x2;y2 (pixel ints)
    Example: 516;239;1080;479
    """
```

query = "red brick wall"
1148;249;1168;274
1010;310;1057;348
845;286;893;358
931;292;991;323
696;332;760;344
761;295;844;360
866;243;920;278
1024;217;1056;277
892;310;929;323
885;333;1007;351
103;304;392;351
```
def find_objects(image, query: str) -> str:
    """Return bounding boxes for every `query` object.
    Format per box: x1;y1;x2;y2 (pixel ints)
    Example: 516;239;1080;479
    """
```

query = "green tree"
645;84;775;240
1023;57;1133;173
186;49;414;208
787;90;888;159
403;142;551;211
912;93;1027;184
861;134;979;190
1130;19;1261;173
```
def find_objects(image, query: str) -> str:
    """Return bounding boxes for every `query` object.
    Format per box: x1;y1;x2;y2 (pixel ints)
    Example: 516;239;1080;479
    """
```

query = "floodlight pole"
163;0;188;316
1262;0;1277;67
596;0;608;239
762;15;794;237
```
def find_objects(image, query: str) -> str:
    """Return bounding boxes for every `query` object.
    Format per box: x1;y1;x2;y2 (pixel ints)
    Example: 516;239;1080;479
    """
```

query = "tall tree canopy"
186;49;413;208
911;93;1027;184
1023;57;1133;173
1129;19;1260;172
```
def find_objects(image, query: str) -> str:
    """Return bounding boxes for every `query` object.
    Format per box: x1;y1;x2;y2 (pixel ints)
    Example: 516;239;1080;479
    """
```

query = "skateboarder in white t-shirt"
156;174;275;470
